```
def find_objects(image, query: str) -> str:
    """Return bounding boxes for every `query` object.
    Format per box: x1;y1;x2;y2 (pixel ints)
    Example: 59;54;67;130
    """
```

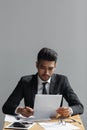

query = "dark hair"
37;47;58;63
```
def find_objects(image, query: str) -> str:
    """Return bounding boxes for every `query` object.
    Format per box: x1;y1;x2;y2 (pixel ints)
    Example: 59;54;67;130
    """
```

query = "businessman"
2;47;84;118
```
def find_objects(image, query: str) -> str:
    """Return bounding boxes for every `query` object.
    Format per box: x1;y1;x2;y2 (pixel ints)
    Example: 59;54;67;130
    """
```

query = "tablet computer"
5;121;35;129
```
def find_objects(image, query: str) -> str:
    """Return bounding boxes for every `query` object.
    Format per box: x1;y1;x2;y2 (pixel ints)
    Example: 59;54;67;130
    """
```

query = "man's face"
36;60;56;81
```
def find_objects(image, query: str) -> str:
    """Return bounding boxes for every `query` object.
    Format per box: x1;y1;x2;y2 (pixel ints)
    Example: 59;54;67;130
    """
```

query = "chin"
42;77;49;81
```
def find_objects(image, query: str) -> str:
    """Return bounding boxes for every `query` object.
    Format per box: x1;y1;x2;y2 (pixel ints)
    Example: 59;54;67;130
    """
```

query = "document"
39;122;80;130
34;94;62;119
5;114;19;122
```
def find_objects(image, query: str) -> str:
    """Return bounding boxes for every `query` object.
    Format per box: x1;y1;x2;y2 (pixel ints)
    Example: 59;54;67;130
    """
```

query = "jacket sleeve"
2;78;24;115
62;76;84;115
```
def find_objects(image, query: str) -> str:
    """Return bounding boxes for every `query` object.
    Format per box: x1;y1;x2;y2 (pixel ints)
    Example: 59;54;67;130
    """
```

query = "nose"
44;69;49;75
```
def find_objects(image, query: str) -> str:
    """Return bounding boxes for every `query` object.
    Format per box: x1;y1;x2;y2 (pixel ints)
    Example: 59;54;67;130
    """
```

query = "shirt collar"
38;75;51;85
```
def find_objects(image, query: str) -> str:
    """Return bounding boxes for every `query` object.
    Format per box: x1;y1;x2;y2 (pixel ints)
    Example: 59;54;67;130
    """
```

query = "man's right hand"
16;106;34;117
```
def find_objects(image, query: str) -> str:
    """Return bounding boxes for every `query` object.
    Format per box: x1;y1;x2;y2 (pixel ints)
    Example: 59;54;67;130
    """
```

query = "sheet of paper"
5;114;50;122
5;114;18;122
34;94;62;119
39;122;80;130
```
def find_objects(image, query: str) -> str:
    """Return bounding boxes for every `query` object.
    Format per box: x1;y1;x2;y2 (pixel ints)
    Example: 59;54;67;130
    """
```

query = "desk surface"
3;115;85;130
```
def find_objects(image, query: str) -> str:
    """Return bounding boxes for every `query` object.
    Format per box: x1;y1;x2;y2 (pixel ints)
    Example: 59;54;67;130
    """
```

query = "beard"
40;74;50;81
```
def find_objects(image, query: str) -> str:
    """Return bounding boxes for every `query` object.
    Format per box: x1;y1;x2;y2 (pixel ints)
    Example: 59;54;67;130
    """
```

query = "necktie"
42;82;47;94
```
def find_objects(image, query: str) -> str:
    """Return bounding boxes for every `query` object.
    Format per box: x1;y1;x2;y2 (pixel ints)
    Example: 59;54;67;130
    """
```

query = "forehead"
38;60;56;67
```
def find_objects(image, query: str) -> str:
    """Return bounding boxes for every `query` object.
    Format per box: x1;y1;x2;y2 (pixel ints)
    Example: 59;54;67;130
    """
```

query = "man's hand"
56;107;73;118
17;106;34;117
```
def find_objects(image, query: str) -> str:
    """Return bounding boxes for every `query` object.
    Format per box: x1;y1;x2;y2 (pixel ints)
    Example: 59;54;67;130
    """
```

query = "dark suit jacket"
2;73;84;115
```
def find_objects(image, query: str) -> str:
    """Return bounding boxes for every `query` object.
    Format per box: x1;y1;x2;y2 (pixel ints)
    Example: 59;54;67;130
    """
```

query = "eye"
40;66;45;69
48;67;54;71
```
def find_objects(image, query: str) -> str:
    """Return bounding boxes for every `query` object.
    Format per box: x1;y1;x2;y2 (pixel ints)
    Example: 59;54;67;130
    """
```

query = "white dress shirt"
37;76;51;94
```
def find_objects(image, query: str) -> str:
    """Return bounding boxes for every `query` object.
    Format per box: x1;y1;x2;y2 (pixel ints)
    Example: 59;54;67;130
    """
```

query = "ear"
36;61;38;69
54;63;57;68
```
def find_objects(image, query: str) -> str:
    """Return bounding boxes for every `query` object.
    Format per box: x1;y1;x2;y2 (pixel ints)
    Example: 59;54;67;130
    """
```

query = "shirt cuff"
69;107;73;116
15;106;21;114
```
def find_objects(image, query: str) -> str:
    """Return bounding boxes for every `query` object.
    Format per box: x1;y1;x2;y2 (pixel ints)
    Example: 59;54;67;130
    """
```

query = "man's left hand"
56;107;72;117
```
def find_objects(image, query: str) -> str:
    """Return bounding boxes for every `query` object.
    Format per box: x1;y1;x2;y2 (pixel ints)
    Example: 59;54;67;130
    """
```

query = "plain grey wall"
0;0;86;129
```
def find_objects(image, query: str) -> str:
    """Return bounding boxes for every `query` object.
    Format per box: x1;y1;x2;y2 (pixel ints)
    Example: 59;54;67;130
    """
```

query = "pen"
56;114;61;119
69;118;81;124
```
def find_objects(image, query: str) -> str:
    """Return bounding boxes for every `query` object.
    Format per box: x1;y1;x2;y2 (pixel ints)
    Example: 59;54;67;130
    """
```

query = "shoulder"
52;74;69;84
52;73;68;79
20;74;37;83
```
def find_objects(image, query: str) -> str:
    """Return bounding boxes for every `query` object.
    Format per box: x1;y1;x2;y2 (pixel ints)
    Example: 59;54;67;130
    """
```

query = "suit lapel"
30;74;38;107
49;74;61;94
32;74;38;94
49;74;56;94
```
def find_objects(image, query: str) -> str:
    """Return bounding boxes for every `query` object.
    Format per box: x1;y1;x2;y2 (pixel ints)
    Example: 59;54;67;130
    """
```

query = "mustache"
42;74;50;77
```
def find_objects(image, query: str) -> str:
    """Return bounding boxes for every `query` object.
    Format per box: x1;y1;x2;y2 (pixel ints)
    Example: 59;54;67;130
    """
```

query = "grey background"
0;0;86;129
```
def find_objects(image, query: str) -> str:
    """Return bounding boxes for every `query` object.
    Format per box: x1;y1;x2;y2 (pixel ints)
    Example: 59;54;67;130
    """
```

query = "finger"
57;107;70;112
25;107;34;116
21;110;29;117
21;108;32;117
57;108;70;117
25;106;34;113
